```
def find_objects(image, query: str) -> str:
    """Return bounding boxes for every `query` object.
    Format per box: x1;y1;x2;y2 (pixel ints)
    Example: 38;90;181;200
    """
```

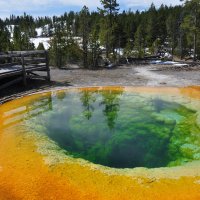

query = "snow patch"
35;28;43;37
150;60;189;67
173;63;189;67
30;37;50;50
6;25;15;38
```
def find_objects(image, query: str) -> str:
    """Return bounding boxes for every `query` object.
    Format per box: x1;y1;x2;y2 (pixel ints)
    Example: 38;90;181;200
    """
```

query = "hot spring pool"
0;86;200;199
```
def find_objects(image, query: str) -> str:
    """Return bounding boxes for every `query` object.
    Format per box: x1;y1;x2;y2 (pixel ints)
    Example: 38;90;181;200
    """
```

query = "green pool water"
25;88;200;169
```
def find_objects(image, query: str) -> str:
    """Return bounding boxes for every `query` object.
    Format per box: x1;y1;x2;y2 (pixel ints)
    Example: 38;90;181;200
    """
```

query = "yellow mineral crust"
0;86;200;200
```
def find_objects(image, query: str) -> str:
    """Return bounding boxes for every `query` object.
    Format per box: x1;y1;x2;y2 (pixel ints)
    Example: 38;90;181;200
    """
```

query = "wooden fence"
0;50;50;90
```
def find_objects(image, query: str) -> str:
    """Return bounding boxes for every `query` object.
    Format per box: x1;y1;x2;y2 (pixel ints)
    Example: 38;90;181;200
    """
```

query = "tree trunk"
193;12;197;61
193;32;197;61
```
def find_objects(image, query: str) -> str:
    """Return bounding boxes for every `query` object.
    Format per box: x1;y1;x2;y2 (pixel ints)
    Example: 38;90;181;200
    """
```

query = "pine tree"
0;22;10;52
37;42;45;50
80;6;90;68
166;7;181;59
13;25;34;50
49;14;82;68
146;3;158;47
89;23;102;68
13;26;22;50
99;0;119;59
157;4;168;44
181;0;200;60
49;23;64;68
134;24;146;58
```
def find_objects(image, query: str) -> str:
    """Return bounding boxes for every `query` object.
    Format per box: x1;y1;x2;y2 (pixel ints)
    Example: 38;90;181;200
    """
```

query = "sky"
0;0;183;18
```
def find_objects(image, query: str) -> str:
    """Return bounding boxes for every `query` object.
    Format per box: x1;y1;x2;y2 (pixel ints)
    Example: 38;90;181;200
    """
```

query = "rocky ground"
0;63;200;103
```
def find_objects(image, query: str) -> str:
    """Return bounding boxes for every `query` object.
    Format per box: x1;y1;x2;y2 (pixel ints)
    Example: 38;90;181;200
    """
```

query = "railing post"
45;51;50;81
21;54;27;86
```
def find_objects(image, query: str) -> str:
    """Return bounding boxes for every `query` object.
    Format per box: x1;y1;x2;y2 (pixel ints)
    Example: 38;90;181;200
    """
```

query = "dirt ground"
0;64;200;103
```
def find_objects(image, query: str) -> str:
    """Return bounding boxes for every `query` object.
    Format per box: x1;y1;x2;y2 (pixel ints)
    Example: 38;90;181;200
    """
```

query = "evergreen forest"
0;0;199;68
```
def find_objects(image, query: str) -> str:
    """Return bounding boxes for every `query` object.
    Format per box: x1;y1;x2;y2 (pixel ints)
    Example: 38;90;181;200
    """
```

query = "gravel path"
50;65;147;87
0;64;200;103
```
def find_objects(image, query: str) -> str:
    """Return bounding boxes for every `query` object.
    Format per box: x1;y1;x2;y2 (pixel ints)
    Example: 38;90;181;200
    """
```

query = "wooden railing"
0;50;50;90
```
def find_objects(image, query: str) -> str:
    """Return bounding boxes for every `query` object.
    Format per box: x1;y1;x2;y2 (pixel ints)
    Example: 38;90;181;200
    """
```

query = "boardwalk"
0;50;50;90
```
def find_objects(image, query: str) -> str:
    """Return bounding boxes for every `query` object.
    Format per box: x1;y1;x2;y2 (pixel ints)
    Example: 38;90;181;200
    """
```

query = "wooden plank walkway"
0;50;50;90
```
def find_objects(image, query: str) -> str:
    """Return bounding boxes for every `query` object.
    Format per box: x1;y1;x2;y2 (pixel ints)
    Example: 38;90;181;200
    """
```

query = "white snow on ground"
150;60;162;64
6;25;15;38
30;37;51;50
173;63;189;67
36;25;50;37
150;60;189;67
7;25;51;49
163;61;178;65
115;48;124;56
35;28;43;37
163;52;172;59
